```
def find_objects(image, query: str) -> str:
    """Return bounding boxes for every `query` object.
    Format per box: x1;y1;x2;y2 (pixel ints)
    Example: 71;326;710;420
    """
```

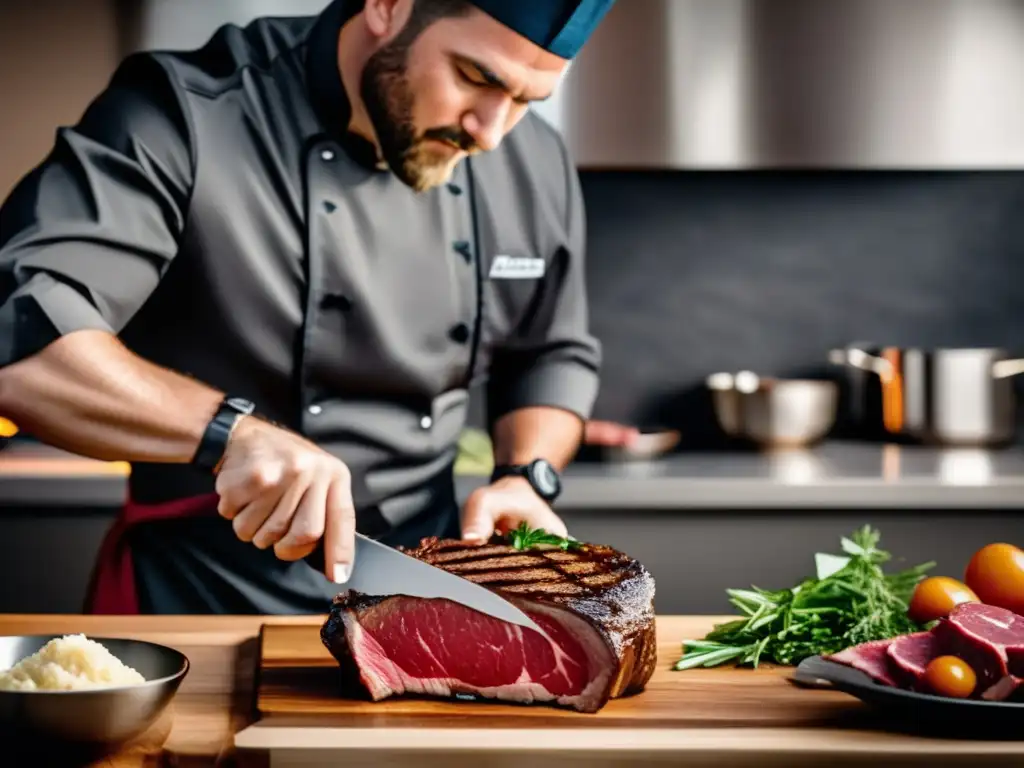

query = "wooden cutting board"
233;616;1024;767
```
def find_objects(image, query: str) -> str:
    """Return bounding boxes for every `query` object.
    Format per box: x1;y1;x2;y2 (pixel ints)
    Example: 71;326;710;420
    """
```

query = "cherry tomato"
923;656;976;699
965;543;1024;616
908;576;979;624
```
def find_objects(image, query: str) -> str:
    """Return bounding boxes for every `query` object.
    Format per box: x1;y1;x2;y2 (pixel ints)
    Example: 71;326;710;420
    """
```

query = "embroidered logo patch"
488;255;546;280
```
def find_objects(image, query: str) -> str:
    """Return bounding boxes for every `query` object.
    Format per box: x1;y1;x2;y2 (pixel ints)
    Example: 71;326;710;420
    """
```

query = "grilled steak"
320;536;657;713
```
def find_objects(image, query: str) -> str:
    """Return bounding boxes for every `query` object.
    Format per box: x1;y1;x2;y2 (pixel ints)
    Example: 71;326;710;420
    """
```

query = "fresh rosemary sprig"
674;525;935;671
508;522;581;552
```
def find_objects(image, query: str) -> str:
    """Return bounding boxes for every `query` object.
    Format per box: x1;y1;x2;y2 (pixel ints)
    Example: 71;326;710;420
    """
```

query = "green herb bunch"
507;522;581;552
675;526;935;671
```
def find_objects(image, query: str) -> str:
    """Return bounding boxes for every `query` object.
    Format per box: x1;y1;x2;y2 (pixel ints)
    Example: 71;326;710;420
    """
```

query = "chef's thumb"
460;489;493;543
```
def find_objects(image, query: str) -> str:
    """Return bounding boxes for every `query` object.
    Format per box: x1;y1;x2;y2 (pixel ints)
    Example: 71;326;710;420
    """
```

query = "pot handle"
827;348;893;378
992;359;1024;379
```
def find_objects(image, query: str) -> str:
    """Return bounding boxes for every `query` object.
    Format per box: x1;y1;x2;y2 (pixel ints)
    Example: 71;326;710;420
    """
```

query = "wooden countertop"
2;615;1023;767
0;614;307;767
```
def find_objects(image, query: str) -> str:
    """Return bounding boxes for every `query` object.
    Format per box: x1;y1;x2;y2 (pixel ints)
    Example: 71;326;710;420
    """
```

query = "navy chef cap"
468;0;617;59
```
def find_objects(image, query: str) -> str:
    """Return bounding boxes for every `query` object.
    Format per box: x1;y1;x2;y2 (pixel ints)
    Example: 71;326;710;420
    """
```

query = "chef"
0;0;619;614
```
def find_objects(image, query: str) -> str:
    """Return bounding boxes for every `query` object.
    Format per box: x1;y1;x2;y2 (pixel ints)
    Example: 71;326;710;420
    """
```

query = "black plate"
794;655;1024;737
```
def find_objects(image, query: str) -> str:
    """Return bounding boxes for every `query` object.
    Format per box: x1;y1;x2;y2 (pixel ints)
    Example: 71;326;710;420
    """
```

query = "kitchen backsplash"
472;170;1024;445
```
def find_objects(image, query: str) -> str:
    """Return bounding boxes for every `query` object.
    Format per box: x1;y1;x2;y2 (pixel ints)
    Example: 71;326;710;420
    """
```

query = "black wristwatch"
491;458;563;503
192;396;256;473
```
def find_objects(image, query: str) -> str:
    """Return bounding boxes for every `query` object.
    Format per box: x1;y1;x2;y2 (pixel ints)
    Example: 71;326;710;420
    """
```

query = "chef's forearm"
0;329;223;463
491;406;585;470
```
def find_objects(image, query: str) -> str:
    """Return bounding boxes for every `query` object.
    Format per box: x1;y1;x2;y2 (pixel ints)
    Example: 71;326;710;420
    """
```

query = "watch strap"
490;464;529;483
491;460;562;503
192;396;255;473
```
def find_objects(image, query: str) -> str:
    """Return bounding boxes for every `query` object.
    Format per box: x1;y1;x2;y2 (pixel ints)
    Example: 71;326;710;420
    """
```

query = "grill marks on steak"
420;543;626;594
320;537;657;713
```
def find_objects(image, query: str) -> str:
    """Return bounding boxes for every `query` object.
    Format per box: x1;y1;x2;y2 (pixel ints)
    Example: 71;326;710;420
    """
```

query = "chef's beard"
361;38;478;192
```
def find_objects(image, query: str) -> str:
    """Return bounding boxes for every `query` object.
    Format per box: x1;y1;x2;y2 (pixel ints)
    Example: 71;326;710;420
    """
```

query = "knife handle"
305;540;326;573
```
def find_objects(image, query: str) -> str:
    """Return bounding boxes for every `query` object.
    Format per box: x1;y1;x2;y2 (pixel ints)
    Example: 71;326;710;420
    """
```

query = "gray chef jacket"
0;0;600;614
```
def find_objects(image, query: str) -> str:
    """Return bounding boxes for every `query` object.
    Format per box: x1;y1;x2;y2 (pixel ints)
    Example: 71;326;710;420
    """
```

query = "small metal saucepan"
706;371;839;448
828;346;1024;447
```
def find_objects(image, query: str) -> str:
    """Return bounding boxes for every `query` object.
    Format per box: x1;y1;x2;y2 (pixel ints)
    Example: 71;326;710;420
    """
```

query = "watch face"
225;397;256;415
529;459;561;498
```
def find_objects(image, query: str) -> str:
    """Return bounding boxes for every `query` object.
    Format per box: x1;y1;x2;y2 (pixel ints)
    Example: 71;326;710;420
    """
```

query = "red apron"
85;492;220;614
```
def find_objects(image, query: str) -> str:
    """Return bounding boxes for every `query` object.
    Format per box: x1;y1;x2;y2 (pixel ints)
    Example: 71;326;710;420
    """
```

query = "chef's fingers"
274;475;328;561
323;469;356;583
216;461;285;520
536;510;570;539
583;420;641;447
231;493;278;543
240;471;309;546
495;506;569;539
460;487;494;542
215;465;251;520
227;469;287;541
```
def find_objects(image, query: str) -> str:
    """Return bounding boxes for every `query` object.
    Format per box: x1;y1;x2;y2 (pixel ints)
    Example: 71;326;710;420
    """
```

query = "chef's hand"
213;416;355;583
583;419;641;447
461;476;568;543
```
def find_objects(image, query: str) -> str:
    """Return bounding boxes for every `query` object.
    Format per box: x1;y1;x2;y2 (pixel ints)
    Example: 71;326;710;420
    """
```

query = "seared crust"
318;606;373;701
322;536;657;703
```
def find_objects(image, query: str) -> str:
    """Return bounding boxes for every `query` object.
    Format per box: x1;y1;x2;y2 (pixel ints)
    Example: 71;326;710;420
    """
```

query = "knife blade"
309;533;546;636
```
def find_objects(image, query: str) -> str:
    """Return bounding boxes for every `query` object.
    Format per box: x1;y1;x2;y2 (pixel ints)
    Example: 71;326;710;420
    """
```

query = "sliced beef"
320;537;657;713
933;603;1024;691
825;638;899;686
1009;646;1024;677
826;603;1024;700
982;675;1024;702
886;631;939;688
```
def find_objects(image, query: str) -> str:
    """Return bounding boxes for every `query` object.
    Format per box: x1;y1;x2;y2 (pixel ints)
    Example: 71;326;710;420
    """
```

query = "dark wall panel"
578;171;1024;443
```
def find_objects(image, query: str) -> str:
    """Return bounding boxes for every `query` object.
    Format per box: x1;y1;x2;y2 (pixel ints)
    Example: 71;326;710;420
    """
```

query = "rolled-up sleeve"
0;54;193;367
486;139;602;425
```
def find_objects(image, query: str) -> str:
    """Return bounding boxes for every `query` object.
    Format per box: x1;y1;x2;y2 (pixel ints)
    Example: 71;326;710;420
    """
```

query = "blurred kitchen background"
2;0;1024;615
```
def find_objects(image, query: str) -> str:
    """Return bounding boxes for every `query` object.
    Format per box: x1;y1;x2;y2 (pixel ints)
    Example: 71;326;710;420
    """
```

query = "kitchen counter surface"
0;613;297;767
554;440;1024;508
4;440;1024;509
2;614;1021;767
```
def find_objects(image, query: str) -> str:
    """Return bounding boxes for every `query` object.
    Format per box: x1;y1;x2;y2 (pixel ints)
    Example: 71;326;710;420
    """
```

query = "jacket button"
448;323;471;344
447;182;463;195
321;149;336;161
452;241;472;262
320;293;353;311
420;415;433;429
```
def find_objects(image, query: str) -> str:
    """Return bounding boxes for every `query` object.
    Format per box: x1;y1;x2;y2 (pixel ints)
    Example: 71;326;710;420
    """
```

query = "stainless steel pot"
706;371;838;448
828;346;1024;446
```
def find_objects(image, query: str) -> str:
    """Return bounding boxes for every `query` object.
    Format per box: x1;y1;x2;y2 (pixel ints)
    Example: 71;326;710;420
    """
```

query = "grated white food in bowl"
0;634;146;691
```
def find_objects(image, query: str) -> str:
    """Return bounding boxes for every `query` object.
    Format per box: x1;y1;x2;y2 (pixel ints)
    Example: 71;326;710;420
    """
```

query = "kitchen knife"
309;533;547;636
